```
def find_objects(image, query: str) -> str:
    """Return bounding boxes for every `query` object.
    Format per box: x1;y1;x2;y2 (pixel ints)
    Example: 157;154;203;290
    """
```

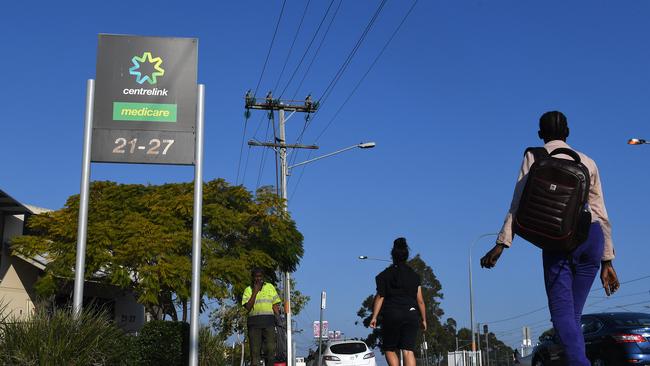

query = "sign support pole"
73;79;95;315
317;291;326;366
189;84;205;366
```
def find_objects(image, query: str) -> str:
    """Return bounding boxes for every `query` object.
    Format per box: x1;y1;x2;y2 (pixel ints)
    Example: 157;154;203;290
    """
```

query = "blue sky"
2;0;650;359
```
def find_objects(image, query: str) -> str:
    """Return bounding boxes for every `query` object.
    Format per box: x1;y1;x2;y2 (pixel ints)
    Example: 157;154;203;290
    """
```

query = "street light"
284;141;375;366
469;233;498;353
628;138;649;145
288;142;376;171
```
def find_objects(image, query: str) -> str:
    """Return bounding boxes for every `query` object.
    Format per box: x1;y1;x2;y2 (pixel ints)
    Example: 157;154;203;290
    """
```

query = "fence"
447;350;482;366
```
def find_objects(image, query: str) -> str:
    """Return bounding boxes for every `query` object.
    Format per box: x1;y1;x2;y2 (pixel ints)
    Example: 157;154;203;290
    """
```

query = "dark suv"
531;312;650;366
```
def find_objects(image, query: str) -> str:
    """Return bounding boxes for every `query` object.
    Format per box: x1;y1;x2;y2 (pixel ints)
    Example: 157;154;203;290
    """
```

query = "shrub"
199;326;227;366
0;307;131;365
136;320;189;366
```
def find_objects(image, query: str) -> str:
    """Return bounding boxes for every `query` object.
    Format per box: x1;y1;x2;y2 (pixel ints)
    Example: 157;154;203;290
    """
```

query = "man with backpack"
480;111;619;366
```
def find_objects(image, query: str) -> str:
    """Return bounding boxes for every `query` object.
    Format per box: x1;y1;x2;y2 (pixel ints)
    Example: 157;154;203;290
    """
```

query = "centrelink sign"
92;34;198;165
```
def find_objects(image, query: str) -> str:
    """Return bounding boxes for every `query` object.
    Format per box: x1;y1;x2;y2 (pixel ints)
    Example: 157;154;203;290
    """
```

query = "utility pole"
477;322;481;364
245;91;318;366
483;324;489;366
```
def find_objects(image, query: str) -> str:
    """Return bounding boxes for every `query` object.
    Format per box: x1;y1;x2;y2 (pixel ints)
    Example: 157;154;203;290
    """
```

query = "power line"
287;0;388;178
255;119;273;190
317;0;388;106
235;114;249;185
289;0;418;198
290;0;343;101
491;318;552;336
485;274;650;326
241;114;268;186
272;0;313;92
490;291;650;340
589;274;650;293
592;299;650;311
254;0;288;96
589;289;650;301
286;0;343;169
278;0;337;98
313;0;418;143
585;289;650;309
245;0;287;187
486;306;548;325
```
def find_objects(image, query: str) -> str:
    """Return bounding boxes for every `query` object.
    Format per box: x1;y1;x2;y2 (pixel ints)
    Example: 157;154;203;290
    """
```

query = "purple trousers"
543;223;604;366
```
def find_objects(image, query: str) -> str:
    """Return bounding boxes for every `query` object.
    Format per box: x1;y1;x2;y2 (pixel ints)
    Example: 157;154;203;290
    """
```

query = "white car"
307;340;376;366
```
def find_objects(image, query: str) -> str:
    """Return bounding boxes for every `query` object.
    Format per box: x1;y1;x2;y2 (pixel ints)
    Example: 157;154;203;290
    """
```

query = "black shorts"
380;307;419;352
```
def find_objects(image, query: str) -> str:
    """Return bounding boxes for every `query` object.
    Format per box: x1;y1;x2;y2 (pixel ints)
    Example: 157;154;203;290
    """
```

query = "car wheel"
532;357;545;366
591;359;605;366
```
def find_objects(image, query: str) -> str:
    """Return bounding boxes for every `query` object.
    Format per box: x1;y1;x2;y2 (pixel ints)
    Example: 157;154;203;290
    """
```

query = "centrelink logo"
123;51;169;96
129;52;165;85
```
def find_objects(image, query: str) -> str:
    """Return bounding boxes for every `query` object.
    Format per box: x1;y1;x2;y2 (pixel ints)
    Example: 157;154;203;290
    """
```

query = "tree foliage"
11;179;304;322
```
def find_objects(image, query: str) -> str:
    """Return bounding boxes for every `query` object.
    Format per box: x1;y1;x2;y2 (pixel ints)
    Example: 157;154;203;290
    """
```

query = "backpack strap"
549;148;581;163
524;147;548;163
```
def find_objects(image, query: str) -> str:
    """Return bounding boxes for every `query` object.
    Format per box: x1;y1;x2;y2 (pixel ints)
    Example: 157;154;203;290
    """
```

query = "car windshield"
330;343;367;355
611;315;650;327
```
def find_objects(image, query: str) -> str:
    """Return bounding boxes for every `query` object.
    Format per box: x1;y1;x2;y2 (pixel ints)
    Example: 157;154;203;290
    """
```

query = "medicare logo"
129;52;165;85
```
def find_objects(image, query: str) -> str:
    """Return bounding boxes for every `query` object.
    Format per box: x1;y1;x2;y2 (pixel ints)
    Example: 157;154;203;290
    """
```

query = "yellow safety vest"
242;283;281;317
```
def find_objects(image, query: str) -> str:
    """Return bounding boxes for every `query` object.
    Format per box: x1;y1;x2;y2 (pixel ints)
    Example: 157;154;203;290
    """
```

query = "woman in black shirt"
370;238;427;366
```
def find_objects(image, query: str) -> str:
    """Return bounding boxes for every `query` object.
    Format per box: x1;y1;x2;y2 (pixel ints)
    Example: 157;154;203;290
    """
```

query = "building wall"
0;214;37;320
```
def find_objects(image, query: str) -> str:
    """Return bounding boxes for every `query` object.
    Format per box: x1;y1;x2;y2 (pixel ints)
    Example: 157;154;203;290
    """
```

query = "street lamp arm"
288;142;376;170
358;255;391;262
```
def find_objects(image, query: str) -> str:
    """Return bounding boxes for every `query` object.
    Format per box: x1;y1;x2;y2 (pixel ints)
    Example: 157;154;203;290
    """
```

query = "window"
581;317;604;334
329;343;367;355
610;315;650;327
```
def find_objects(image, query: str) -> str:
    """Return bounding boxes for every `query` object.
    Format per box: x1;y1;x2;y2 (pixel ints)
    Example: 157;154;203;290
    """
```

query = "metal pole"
469;233;497;353
469;247;475;353
240;340;245;366
318;306;324;366
188;84;205;366
288;145;358;169
279;108;294;366
423;340;429;366
477;322;481;360
485;330;489;366
73;79;95;315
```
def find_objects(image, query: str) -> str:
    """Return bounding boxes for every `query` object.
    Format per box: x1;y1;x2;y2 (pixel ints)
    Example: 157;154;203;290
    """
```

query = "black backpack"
514;147;592;253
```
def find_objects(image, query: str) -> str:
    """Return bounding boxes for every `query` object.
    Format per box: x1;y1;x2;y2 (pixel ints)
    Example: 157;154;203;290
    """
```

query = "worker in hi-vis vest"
242;268;281;365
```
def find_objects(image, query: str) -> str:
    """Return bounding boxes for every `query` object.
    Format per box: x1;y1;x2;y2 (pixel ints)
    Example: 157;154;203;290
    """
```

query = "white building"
0;189;144;332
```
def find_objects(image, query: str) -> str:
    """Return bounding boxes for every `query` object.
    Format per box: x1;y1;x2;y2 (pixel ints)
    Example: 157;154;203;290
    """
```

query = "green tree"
11;179;304;321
